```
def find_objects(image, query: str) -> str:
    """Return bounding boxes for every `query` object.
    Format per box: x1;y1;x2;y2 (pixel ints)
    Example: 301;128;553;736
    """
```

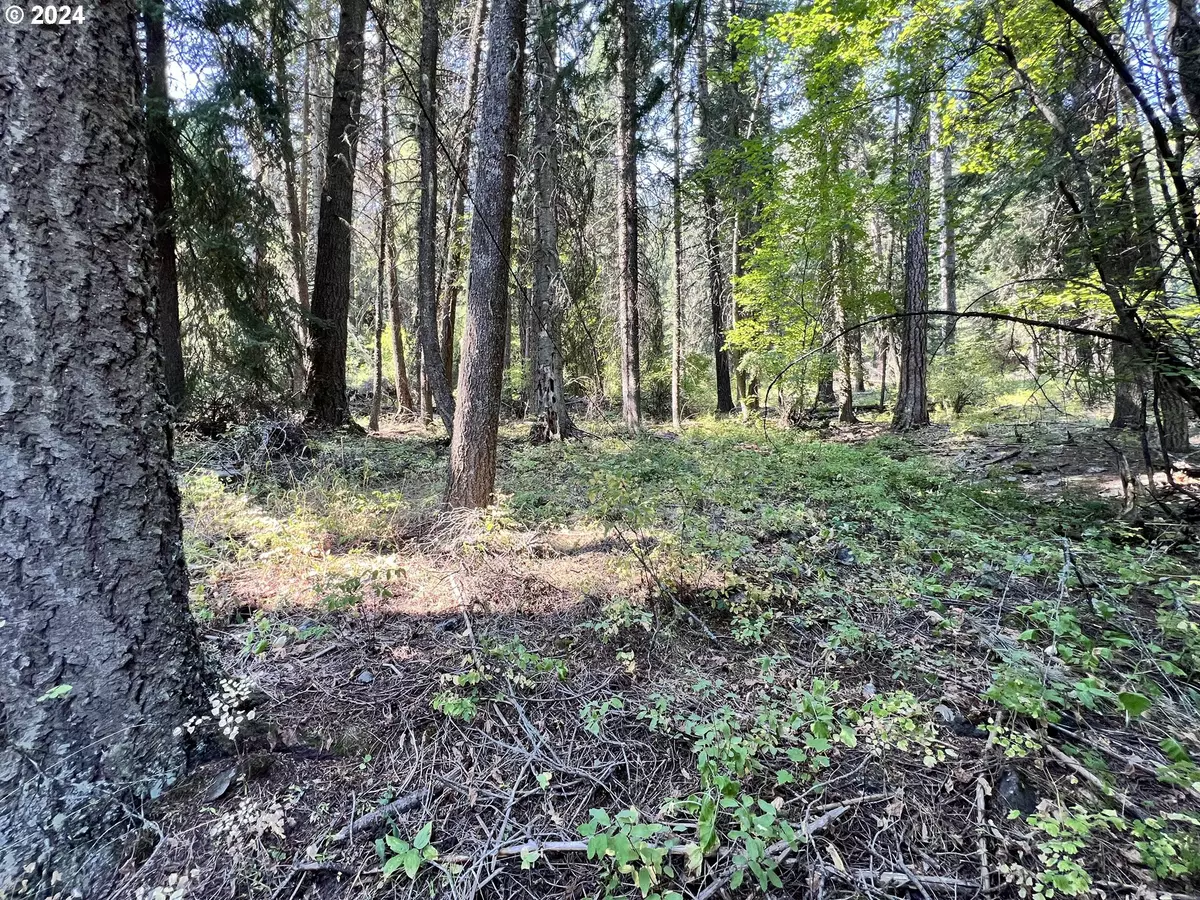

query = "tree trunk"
615;0;642;430
305;0;368;427
379;28;415;416
438;0;490;385
696;5;734;415
370;202;385;432
416;0;456;433
530;0;574;443
445;0;528;507
671;19;685;431
932;105;957;347
1169;0;1200;126
271;6;311;399
1;14;206;892
1156;376;1192;454
892;91;931;431
143;0;186;409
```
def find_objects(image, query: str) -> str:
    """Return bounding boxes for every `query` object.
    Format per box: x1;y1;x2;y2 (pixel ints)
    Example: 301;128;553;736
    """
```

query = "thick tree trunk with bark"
379;29;415;416
438;0;490;384
1170;0;1200;126
0;14;206;892
696;6;734;415
892;93;931;431
671;23;685;431
271;7;311;400
445;0;528;506
416;0;457;433
932;107;957;347
370;205;386;432
615;0;642;430
305;0;368;426
144;0;186;408
530;1;574;443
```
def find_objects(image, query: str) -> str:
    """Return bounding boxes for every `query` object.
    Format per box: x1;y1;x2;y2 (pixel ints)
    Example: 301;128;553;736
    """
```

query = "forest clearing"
104;413;1194;900
3;0;1200;895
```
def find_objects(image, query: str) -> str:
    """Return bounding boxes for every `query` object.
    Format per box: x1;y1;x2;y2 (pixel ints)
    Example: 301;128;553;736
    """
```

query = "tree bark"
1;13;206;891
370;199;385;432
616;0;642;430
892;89;931;431
1169;0;1200;127
271;6;311;398
305;0;368;427
438;0;490;385
143;0;186;409
696;7;734;415
445;0;528;506
530;0;574;443
379;27;415;416
416;0;457;433
932;105;957;346
671;17;685;431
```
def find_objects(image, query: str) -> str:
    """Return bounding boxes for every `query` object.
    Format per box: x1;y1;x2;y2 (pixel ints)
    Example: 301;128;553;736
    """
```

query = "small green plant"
581;696;625;736
999;804;1123;900
578;807;681;900
378;821;439;880
856;691;954;767
1131;813;1200;878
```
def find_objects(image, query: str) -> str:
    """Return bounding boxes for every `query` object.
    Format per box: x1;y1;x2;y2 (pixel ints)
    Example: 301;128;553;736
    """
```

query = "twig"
825;867;981;892
694;804;850;900
1044;743;1148;818
975;776;990;892
268;861;358;900
327;787;430;845
868;846;935;900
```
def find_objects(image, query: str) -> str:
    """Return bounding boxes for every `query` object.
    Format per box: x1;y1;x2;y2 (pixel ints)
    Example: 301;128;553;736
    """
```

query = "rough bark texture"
0;13;206;893
379;30;415;416
892;93;931;432
530;1;574;443
932;107;957;347
417;0;457;433
370;203;385;432
616;0;642;431
438;0;490;385
305;0;368;426
1170;0;1200;127
696;9;734;415
144;0;186;408
272;9;312;397
1156;376;1192;454
445;0;528;507
671;25;685;431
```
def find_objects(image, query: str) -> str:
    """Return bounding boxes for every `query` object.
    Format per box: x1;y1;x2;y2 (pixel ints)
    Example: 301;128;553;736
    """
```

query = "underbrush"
147;416;1200;900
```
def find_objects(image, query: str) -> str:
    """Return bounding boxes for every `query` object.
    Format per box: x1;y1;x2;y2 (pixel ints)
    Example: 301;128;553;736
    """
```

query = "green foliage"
377;821;439;880
1000;805;1124;900
578;808;681;900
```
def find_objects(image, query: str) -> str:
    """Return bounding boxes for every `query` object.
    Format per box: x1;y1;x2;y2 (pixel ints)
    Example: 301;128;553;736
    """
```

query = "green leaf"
403;850;421;879
381;854;404;878
536;771;552;789
412;821;433;850
385;834;408;853
36;684;72;702
1117;692;1152;717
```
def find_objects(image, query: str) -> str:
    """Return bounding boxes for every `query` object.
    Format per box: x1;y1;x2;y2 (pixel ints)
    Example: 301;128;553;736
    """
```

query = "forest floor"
116;414;1200;900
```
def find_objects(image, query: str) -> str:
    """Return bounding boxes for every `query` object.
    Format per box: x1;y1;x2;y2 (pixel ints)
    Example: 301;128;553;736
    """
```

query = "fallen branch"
327;788;431;846
1044;743;1148;818
694;804;850;900
825;867;982;892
